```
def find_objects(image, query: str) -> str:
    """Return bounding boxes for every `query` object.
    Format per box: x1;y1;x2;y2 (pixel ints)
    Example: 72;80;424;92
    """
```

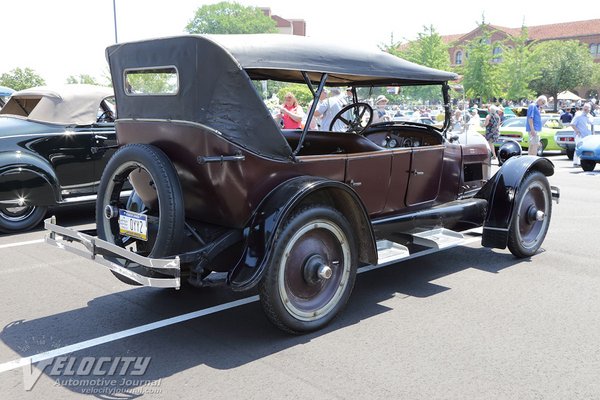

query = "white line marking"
0;239;44;249
0;295;260;374
0;232;483;374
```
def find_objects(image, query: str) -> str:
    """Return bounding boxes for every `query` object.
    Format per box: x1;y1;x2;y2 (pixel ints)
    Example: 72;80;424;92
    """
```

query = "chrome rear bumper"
44;217;180;288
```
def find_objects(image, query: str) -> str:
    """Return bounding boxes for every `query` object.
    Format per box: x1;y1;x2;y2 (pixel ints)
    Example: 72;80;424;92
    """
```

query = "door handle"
94;135;108;140
348;179;362;187
410;170;424;176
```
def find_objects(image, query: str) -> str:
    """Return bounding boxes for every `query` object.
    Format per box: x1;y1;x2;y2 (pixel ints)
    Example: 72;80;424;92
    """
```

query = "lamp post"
112;0;118;43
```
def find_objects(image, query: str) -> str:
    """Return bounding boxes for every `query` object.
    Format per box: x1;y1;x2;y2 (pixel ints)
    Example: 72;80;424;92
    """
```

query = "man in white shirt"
314;88;347;132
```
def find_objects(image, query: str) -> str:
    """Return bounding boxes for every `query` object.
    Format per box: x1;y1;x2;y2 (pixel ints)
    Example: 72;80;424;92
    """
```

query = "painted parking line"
0;239;44;250
0;233;483;374
0;295;260;374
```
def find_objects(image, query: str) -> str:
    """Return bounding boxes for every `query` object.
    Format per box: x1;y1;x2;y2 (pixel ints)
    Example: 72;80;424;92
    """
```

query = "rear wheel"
581;159;596;172
0;205;47;233
96;144;185;283
507;171;551;258
566;148;575;160
259;205;357;334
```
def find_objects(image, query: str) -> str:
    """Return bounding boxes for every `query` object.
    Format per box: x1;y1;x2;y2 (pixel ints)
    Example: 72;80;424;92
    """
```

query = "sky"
3;0;600;87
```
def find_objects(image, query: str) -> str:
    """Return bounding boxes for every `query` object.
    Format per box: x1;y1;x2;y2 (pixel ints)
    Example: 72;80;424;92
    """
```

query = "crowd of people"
273;89;599;167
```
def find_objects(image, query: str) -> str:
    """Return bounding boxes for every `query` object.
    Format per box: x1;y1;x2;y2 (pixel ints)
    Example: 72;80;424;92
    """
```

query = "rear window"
124;66;179;96
0;96;42;117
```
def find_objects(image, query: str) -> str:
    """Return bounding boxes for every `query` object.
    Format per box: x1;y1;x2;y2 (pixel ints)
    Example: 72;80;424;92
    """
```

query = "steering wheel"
329;102;373;134
97;110;114;123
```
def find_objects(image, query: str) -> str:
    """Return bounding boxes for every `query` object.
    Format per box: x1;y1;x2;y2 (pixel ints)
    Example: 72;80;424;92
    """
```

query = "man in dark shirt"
560;109;573;124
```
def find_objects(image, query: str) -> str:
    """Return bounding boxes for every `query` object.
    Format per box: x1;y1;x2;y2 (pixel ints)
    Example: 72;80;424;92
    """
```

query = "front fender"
475;155;554;249
227;175;377;291
0;151;60;206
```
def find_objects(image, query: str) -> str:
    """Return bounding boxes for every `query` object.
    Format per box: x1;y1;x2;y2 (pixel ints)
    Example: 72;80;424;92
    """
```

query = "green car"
479;116;563;155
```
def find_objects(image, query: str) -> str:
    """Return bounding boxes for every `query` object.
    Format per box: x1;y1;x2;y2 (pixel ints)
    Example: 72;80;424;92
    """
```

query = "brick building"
261;7;306;36
444;19;600;98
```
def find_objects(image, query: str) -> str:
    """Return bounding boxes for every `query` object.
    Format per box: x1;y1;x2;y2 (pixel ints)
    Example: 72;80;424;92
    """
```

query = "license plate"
118;210;148;241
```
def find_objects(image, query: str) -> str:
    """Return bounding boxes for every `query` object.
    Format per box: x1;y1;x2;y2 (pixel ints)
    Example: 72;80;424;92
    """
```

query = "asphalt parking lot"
1;152;599;400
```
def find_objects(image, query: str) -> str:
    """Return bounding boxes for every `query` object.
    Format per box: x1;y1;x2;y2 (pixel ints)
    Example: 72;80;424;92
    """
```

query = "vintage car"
45;34;559;334
479;116;563;156
555;116;600;160
575;134;600;171
0;84;117;233
0;85;14;108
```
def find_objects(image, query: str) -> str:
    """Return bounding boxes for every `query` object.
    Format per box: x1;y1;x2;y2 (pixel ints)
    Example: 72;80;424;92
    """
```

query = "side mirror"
449;134;459;142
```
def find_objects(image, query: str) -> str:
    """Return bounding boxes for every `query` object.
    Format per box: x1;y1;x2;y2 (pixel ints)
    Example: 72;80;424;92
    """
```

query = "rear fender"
228;176;377;291
0;152;60;206
475;155;555;249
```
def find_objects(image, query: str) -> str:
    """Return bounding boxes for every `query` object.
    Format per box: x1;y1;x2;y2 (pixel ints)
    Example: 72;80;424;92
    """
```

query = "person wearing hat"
373;95;389;123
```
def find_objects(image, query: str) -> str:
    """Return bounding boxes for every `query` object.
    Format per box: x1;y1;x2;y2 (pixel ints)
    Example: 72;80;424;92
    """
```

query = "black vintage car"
46;35;559;334
0;84;117;232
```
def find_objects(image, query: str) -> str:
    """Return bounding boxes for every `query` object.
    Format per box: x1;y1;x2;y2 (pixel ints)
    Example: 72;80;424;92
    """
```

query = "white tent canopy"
557;90;582;101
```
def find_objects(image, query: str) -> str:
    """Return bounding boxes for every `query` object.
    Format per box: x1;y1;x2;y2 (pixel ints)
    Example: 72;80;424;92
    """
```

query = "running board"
59;190;133;205
360;227;482;274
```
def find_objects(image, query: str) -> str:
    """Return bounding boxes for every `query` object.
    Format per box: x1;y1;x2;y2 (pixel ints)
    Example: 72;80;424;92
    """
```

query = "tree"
185;1;277;34
0;67;45;91
390;25;450;103
392;25;450;71
277;84;313;108
461;25;501;103
529;40;595;111
66;74;99;85
497;27;539;101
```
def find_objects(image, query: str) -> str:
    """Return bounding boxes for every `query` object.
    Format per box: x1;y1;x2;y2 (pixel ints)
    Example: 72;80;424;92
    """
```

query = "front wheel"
0;205;47;233
536;141;546;157
259;205;358;334
507;171;552;258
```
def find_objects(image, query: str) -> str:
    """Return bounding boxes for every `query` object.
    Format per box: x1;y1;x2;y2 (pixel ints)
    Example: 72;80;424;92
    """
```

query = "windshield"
255;79;447;132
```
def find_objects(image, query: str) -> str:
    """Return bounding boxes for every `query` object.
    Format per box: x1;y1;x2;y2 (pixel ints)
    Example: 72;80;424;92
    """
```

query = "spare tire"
96;144;185;259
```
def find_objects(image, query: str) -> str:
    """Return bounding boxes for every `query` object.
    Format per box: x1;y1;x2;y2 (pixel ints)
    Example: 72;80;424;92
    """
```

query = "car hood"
0;116;64;138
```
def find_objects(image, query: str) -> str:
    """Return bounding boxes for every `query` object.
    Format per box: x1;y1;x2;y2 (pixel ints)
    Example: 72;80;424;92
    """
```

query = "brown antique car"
46;34;559;333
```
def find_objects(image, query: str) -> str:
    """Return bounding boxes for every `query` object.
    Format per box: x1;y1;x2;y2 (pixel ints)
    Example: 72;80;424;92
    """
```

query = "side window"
124;66;179;95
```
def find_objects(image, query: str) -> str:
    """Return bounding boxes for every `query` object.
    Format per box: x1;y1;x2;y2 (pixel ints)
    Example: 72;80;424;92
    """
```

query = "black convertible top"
106;34;455;161
204;34;457;85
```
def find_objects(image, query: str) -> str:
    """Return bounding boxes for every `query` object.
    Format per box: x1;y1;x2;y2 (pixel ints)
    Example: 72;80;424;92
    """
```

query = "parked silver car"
555;116;600;160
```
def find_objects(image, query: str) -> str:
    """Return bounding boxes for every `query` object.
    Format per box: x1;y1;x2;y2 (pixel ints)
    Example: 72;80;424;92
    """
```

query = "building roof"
443;19;600;44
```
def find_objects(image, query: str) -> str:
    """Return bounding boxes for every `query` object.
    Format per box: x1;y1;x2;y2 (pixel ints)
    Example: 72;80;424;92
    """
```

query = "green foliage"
127;72;177;94
461;25;500;102
497;27;539;100
66;74;99;85
185;1;277;34
529;40;595;110
387;26;449;103
277;84;313;108
392;25;450;71
0;67;45;91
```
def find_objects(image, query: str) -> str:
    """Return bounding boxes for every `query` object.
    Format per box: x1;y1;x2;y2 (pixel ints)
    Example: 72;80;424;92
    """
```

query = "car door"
91;99;118;188
344;151;392;214
405;145;444;206
27;127;97;197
